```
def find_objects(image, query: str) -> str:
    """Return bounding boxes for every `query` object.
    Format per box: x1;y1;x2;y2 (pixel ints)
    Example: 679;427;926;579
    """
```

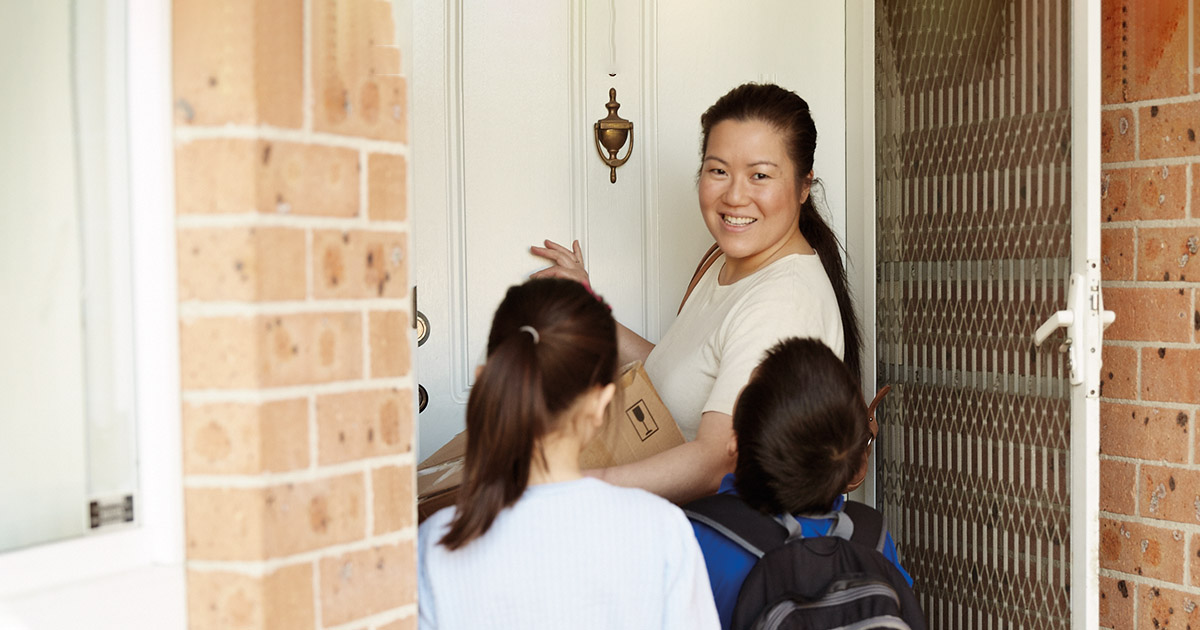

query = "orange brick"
1141;465;1200;525
1192;534;1200;587
176;139;259;215
1139;100;1200;160
312;0;407;141
369;311;411;378
258;141;360;217
1100;458;1138;515
1103;287;1192;342
258;312;364;387
1099;0;1125;105
319;542;416;626
263;474;366;557
368;154;407;221
1134;165;1188;221
1194;164;1200;218
1138;584;1200;629
1100;402;1190;463
1118;0;1191;102
187;564;314;630
1101;227;1135;281
180;316;260;390
372;464;414;535
1098;575;1134;630
183;399;309;475
378;617;416;630
1101;108;1136;163
1142;347;1200;405
1100;345;1138;400
173;0;303;127
185;487;266;561
178;227;306;301
1139;228;1200;282
313;230;408;299
1101;169;1131;222
1099;518;1186;581
316;389;413;465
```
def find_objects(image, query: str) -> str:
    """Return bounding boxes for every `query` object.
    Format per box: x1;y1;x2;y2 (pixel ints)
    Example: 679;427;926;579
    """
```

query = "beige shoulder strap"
678;244;722;315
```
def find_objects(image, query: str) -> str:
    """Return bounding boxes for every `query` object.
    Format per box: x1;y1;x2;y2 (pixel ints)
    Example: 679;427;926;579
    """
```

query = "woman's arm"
593;410;737;504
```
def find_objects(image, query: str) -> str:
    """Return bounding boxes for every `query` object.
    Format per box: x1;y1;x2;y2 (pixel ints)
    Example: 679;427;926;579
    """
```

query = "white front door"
412;1;849;458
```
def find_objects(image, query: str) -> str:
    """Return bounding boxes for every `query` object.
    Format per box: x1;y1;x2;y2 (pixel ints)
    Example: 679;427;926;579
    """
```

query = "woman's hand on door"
530;239;593;288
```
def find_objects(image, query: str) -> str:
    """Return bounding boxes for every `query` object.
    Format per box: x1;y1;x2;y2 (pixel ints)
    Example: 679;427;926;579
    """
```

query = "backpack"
685;494;926;630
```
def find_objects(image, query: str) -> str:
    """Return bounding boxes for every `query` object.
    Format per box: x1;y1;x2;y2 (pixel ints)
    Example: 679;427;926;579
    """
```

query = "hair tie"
518;325;540;344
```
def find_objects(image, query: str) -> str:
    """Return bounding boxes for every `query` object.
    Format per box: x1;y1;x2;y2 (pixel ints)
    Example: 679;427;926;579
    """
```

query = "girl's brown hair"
438;278;618;550
699;83;862;380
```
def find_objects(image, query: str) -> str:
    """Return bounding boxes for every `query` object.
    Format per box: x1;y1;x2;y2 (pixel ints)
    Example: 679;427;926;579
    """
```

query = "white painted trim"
844;0;876;506
1069;0;1101;627
570;0;589;265
0;0;184;618
640;0;660;341
444;0;471;405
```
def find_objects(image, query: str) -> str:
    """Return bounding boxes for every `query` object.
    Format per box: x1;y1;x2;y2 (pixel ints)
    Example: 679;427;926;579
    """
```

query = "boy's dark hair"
732;337;869;515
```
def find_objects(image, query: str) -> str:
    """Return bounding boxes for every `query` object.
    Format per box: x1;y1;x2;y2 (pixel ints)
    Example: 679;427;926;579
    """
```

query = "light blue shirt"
419;477;720;630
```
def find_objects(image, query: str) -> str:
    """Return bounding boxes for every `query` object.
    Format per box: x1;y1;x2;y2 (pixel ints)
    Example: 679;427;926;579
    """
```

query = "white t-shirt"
418;477;720;630
644;253;844;441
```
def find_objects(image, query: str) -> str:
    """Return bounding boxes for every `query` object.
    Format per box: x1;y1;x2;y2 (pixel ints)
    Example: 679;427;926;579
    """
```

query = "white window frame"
0;0;183;621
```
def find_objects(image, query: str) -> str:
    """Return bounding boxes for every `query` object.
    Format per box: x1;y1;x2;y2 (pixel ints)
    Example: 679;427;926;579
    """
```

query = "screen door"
873;1;1102;627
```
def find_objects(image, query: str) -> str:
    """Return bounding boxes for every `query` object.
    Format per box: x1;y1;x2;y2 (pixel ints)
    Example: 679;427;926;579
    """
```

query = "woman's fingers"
572;239;583;262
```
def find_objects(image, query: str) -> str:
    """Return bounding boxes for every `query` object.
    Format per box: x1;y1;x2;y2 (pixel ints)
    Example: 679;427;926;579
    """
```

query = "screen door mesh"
874;1;1073;627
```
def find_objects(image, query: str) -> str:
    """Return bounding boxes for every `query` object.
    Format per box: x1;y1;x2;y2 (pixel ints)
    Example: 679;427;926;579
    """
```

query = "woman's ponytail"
798;191;862;381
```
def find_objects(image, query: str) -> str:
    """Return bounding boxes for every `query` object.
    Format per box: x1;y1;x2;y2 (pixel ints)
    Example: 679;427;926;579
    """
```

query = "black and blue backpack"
685;494;926;630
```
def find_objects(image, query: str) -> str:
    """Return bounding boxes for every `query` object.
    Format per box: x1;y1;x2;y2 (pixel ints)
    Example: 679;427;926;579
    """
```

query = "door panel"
874;1;1077;626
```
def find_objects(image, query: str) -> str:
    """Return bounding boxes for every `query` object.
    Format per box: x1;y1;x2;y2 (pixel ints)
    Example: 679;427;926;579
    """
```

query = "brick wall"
1098;1;1200;628
173;1;416;628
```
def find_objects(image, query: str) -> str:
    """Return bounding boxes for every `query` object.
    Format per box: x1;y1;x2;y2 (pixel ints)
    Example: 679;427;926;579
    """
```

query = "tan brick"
173;0;303;127
312;0;407;141
1101;227;1135;281
316;389;413;465
1138;583;1200;630
185;486;266;561
1142;347;1200;405
258;141;360;217
1100;458;1138;515
1101;108;1136;163
368;154;407;222
259;312;364;387
176;139;259;215
1099;575;1134;630
1100;345;1138;400
313;230;408;299
180;316;260;390
319;542;416;626
1193;164;1199;218
1103;287;1192;343
1192;534;1200;587
378;617;416;630
263;474;366;557
1141;465;1200;525
1100;402;1190;463
178;227;306;301
372;464;414;535
1139;100;1200;160
369;311;411;378
1099;518;1186;582
183;399;308;475
1139;227;1200;282
187;564;314;630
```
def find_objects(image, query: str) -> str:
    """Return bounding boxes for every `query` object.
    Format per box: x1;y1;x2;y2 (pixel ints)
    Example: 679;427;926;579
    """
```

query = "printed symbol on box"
626;400;658;441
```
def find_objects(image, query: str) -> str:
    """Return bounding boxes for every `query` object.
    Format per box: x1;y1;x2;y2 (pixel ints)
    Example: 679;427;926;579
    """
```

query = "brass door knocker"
594;88;634;183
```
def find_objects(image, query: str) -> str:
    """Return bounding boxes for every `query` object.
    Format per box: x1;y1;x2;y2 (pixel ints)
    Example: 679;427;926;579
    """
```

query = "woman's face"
698;119;807;265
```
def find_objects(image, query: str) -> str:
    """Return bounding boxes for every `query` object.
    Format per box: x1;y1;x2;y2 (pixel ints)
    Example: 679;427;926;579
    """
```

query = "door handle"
1034;271;1116;387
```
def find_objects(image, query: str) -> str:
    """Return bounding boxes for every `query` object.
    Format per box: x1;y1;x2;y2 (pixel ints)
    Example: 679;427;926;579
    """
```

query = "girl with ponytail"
417;278;718;630
532;83;862;504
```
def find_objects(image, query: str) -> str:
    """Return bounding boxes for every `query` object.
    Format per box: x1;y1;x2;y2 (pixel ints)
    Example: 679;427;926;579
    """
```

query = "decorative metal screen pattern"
874;1;1074;627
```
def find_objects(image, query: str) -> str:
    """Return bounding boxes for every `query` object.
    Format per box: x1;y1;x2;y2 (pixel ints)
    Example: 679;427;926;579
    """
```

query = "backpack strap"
677;244;722;315
841;500;888;553
683;494;786;559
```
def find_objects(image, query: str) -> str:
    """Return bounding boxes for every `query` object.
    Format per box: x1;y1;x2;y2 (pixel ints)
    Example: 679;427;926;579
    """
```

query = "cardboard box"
416;361;683;522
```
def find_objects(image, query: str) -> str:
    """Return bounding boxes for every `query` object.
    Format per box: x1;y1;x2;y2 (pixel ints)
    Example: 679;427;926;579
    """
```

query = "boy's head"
732;338;870;515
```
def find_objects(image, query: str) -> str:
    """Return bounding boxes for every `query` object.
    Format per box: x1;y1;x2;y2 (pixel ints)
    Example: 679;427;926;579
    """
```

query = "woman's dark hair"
732;338;869;515
699;83;862;380
439;278;618;550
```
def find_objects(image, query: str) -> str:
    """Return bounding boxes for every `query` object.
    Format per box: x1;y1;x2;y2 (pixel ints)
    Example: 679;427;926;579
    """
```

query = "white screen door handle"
1033;271;1116;387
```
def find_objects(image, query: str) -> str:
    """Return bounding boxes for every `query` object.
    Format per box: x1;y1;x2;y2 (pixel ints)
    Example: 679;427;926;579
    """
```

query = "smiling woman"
532;83;861;504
